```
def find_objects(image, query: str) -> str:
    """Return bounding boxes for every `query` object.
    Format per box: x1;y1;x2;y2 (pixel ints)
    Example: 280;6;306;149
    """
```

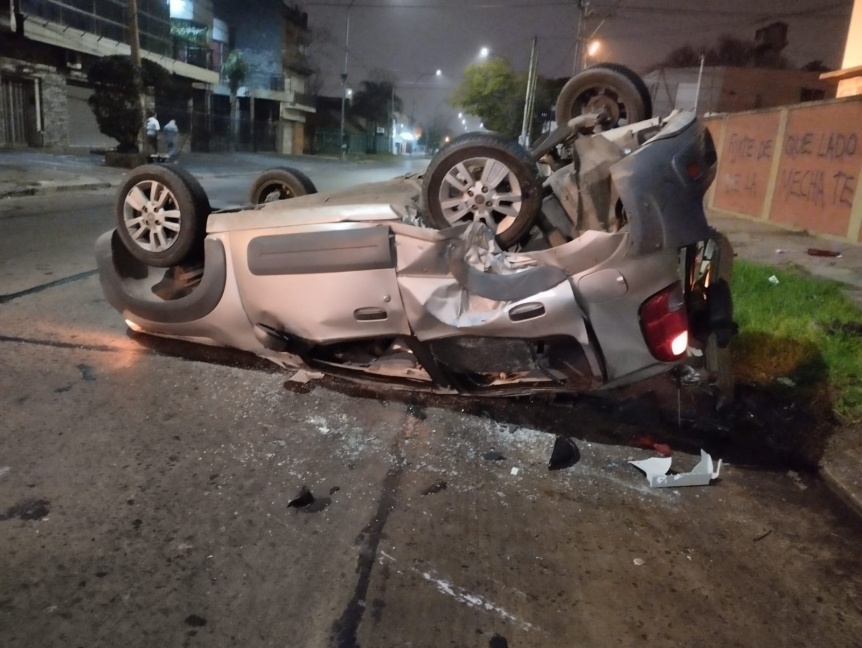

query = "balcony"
283;51;313;76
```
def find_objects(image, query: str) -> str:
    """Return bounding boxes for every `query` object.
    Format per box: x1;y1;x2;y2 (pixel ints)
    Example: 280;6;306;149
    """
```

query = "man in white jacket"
145;113;160;156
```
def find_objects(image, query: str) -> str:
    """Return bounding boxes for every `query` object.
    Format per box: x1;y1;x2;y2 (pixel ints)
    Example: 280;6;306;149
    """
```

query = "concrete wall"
706;96;862;244
645;67;835;116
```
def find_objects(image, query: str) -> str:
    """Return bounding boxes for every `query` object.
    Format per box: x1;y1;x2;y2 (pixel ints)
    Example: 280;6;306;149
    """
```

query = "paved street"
1;163;862;647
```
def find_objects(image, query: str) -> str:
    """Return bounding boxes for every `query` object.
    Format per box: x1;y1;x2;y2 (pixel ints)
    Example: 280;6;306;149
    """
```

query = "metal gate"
1;77;38;147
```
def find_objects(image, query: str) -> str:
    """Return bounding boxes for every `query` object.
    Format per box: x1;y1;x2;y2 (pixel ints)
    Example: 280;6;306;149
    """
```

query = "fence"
705;95;862;244
311;129;368;156
189;113;278;153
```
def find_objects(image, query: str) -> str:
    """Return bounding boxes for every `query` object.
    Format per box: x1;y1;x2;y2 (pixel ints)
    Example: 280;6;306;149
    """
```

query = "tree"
87;55;168;152
451;59;555;140
801;60;831;72
654;33;790;70
450;59;521;137
223;50;249;151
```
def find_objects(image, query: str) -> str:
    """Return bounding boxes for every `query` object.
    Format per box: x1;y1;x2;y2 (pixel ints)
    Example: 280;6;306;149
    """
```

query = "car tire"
169;164;211;219
555;64;651;128
420;132;542;249
114;164;202;268
248;167;317;204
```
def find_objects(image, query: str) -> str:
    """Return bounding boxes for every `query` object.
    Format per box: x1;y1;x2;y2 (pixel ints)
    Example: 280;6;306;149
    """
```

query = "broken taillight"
640;283;688;362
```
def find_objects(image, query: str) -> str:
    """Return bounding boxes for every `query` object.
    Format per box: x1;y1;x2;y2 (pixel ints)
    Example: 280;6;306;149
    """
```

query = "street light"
339;0;356;161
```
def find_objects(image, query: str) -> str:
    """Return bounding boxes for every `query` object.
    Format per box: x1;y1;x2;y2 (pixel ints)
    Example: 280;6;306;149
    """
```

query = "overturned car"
96;65;733;398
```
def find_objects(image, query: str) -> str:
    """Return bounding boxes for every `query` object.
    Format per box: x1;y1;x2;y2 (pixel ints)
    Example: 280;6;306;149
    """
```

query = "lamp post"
339;0;356;160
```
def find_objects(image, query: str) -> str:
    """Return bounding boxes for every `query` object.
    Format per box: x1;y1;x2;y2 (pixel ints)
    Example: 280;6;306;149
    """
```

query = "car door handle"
354;307;388;321
508;302;545;322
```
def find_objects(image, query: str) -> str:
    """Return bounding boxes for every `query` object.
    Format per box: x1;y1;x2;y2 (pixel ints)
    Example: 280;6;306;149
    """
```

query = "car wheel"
555;64;651;128
169;164;211;218
114;164;202;268
248;167;317;204
421;133;542;249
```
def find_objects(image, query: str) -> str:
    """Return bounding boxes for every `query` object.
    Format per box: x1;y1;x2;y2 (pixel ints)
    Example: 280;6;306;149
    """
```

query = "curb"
820;462;862;520
0;181;115;200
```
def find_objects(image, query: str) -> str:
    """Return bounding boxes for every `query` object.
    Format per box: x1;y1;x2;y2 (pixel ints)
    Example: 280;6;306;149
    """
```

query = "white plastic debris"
629;449;722;488
510;467;520;476
768;275;780;286
633;558;645;566
287;369;324;384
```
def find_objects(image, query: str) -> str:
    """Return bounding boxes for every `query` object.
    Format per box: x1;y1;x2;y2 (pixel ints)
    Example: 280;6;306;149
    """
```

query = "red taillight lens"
640;283;689;362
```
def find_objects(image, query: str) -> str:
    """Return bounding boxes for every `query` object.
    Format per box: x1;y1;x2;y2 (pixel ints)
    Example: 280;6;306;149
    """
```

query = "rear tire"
248;167;317;204
420;132;542;249
555;64;651;128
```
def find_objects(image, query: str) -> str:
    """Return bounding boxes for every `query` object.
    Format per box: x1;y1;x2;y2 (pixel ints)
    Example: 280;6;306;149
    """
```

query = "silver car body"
97;111;720;396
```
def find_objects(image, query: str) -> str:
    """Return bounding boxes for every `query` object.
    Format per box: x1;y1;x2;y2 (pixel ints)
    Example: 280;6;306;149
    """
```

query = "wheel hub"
585;91;621;122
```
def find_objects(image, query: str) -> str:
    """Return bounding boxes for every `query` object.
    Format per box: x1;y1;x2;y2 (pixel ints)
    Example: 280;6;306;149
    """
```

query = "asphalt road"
1;166;862;648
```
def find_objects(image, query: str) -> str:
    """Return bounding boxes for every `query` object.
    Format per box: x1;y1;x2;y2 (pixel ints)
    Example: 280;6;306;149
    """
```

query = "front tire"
114;164;202;268
248;167;317;204
420;133;542;249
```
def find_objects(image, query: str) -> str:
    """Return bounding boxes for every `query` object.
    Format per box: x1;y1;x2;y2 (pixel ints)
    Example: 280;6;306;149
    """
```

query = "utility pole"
390;83;396;155
572;0;586;75
519;37;538;147
127;0;146;153
339;0;356;161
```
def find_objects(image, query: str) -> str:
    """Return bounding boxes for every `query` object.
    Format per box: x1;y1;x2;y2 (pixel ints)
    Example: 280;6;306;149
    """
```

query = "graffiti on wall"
713;112;780;217
770;102;862;237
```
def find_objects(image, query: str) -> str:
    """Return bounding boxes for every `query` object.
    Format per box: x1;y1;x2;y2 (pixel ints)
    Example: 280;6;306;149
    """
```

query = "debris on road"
287;486;315;508
547;436;579;471
633;558;645;566
286;369;324;384
483;449;506;461
422;480;447;496
287;485;332;512
787;470;808;491
634;434;673;457
806;248;842;258
629;449;722;488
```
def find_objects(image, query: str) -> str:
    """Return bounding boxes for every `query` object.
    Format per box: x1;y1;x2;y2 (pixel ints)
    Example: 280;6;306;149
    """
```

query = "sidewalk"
1;148;861;517
0;149;303;200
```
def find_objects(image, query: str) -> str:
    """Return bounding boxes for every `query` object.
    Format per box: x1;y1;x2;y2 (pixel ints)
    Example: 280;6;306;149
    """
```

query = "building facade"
0;0;314;153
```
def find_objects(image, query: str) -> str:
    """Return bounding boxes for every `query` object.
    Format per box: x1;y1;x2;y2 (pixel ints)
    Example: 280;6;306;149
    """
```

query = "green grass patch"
731;259;862;422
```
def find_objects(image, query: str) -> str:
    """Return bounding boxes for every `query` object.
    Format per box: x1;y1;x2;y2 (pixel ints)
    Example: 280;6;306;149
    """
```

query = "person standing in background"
163;119;178;161
145;113;160;156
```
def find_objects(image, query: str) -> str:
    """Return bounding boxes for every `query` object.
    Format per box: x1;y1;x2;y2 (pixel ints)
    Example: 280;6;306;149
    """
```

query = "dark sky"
302;0;853;131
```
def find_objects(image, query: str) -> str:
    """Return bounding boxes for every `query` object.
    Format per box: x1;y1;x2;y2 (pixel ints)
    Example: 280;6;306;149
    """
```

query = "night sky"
302;0;853;131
